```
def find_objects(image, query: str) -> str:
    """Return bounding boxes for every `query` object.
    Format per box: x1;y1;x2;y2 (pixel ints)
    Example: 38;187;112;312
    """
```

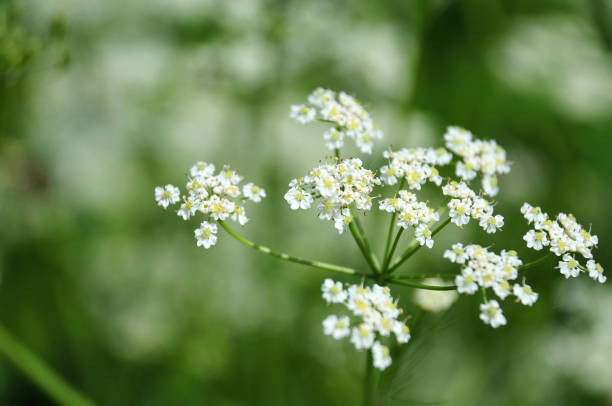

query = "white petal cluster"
290;88;383;154
442;181;504;234
444;243;537;327
521;203;605;283
321;279;410;371
154;161;266;248
380;147;452;189
285;158;379;234
378;190;439;247
444;126;510;197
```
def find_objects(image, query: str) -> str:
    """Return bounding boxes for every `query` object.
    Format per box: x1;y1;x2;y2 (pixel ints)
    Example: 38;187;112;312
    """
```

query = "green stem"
218;221;454;291
481;286;488;303
381;179;406;271
350;206;380;271
348;221;379;273
397;272;457;280
218;220;357;276
387;278;457;291
386;214;451;274
0;324;95;406
363;350;375;406
383;228;404;273
518;252;553;271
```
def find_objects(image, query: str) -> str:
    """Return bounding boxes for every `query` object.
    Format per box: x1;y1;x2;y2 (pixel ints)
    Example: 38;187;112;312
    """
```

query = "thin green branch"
218;220;357;276
387;278;457;291
397;272;457;280
218;221;455;291
348;221;380;273
350;206;380;271
386;213;451;274
383;227;404;273
518;252;553;271
381;179;406;271
0;324;95;406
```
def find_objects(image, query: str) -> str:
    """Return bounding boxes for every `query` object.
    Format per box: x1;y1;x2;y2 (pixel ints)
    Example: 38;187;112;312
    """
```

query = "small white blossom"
243;183;266;202
493;280;512;300
456;267;479;294
444;243;468;264
586;260;606;283
392;321;411;344
322;315;351;339
480;214;504;234
284;187;313;210
479;300;507;328
415;223;434;248
523;229;549;250
194;221;217;249
350;324;375;350
513;283;538;306
372;342;392;370
177;198;197;220
155;184;180;209
558;254;581;278
290;104;316;124
322;278;348;303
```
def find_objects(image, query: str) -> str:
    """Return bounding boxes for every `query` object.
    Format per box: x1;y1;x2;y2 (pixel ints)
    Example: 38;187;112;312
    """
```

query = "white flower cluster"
154;161;266;248
379;191;440;248
321;279;411;371
285;158;380;233
521;203;605;283
442;181;504;233
444;126;510;197
444;243;538;328
290;88;383;154
379;147;452;189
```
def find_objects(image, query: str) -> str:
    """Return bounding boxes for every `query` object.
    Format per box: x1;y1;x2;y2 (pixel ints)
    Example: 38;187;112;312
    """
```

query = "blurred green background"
1;0;611;405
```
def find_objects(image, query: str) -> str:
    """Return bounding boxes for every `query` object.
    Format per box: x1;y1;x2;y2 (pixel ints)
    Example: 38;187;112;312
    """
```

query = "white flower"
449;199;472;227
284;187;313;210
444;243;468;264
523;229;549;250
322;128;345;150
333;208;353;234
243;183;266;202
456;267;479;294
415;223;434;248
350;324;375;350
290;104;316;124
321;279;348;303
456;160;478;180
558;254;581;278
392;321;411;344
322;315;351;339
482;174;499;196
513;283;538;306
208;196;235;221
372;342;392;370
155;184;180;209
189;161;215;178
586;260;606;283
230;205;248;226
479;300;507;328
194;221;217;248
480;214;504;233
493;280;512;300
521;203;547;224
177;198;197;220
